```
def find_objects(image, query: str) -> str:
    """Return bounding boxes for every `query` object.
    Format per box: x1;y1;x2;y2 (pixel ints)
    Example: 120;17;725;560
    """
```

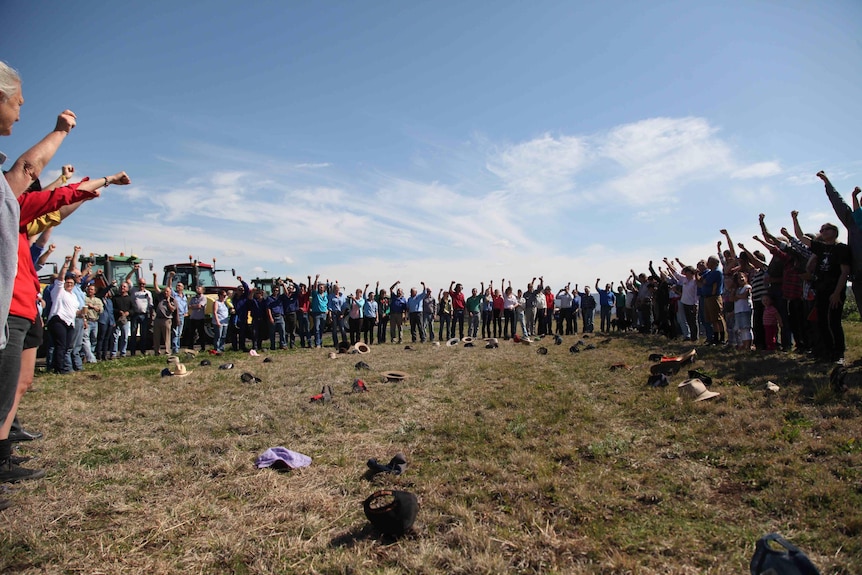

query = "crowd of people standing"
0;58;858;515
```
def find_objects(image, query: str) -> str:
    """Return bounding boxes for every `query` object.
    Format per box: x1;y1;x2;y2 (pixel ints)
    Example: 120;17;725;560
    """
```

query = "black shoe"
10;454;32;465
9;429;42;442
0;460;46;483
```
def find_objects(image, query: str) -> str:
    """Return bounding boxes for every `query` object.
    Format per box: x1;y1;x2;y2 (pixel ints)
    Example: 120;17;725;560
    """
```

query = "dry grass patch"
2;330;861;574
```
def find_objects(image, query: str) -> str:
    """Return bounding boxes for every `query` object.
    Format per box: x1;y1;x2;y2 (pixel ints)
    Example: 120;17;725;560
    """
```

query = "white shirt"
50;280;79;326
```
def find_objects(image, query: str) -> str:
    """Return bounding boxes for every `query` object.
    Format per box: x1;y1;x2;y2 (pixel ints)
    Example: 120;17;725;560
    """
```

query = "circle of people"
0;60;858;509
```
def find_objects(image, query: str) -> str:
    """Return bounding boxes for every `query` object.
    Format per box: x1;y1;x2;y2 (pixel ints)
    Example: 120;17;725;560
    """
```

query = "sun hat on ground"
200;359;212;366
363;489;418;537
218;362;234;370
677;378;720;402
461;337;474;344
446;337;460;347
382;371;408;382
249;349;259;357
328;351;338;359
353;342;370;354
536;346;548;355
171;363;192;377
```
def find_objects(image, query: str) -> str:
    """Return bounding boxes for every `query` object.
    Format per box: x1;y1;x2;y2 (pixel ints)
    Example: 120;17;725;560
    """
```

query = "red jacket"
11;182;97;321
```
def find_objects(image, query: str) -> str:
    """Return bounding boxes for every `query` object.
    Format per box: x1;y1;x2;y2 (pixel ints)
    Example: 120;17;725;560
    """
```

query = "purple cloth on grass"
255;447;312;470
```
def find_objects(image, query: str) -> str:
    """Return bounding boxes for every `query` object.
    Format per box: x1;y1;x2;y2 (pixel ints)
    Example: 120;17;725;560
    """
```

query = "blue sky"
5;0;861;292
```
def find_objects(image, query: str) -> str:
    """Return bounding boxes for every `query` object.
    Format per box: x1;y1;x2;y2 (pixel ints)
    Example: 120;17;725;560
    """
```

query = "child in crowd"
761;294;783;351
733;271;753;351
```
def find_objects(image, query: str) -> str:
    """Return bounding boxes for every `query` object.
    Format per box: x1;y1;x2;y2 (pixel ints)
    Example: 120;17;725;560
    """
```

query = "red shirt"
449;290;465;311
11;183;97;321
298;290;310;313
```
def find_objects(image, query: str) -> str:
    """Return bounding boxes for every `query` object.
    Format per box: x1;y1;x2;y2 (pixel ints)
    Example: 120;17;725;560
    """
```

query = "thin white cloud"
486;133;588;205
731;161;782;179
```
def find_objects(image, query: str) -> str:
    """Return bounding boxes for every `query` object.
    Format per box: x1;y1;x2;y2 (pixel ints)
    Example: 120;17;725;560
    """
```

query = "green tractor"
78;253;150;291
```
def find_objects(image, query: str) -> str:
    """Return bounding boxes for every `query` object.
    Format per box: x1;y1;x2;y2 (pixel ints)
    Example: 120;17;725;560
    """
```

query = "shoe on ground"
0;461;46;483
10;454;32;465
9;429;42;442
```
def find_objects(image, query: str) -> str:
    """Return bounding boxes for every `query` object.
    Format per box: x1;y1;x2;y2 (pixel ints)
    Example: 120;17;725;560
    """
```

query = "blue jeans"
330;312;346;346
297;311;310;347
468;311;479;338
83;320;98;362
312;312;327;347
438;313;451;341
172;316;185;353
113;322;131;356
66;317;85;371
213;323;228;352
600;305;613;332
270;315;285;349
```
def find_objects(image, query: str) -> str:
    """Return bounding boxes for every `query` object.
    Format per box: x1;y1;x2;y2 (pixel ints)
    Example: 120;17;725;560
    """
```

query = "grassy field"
2;324;861;574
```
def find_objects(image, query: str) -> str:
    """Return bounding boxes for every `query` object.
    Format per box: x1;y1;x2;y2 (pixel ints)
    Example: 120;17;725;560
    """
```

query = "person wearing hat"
807;220;851;364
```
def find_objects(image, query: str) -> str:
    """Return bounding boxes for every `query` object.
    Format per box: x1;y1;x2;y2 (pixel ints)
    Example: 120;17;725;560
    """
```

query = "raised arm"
36;242;55;269
5;110;77;197
720;229;737;260
69;246;82;273
790;210;811;247
41;164;75;192
738;242;766;270
817;171;854;230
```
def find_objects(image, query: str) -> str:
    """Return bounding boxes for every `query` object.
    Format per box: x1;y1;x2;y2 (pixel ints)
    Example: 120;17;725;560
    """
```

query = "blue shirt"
363;298;378;318
407;293;424;313
171;290;188;317
702;268;724;296
267;295;284;316
281;291;299;313
311;290;328;313
328;290;346;314
390;291;408;314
